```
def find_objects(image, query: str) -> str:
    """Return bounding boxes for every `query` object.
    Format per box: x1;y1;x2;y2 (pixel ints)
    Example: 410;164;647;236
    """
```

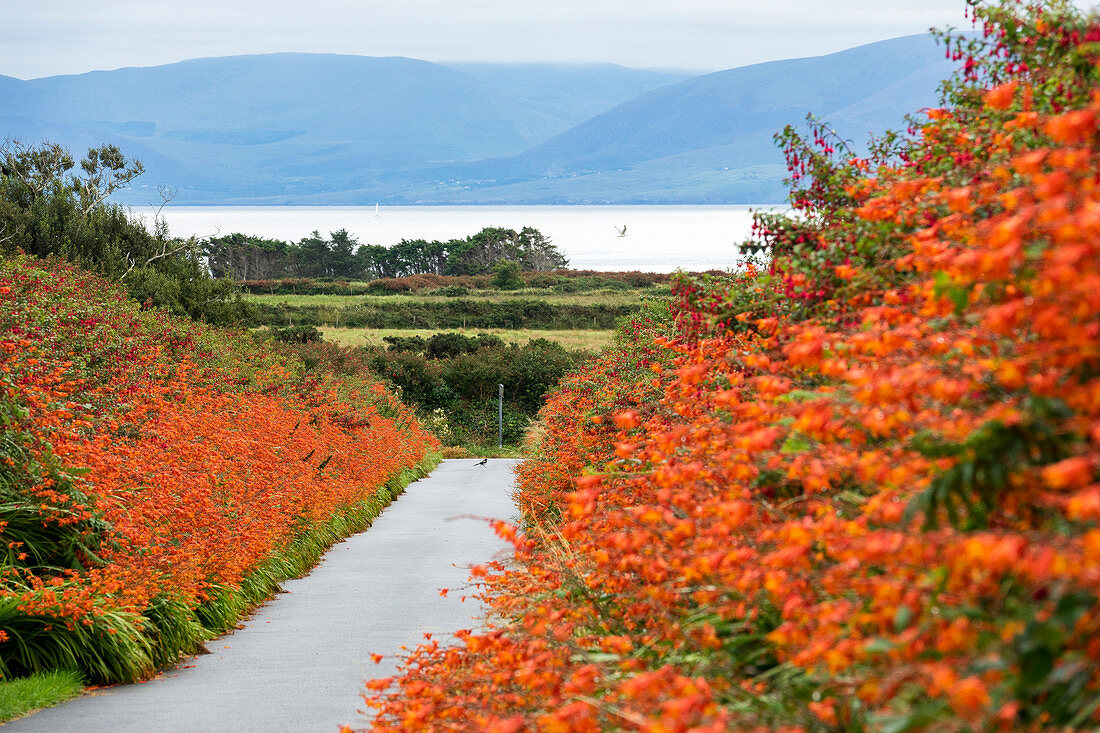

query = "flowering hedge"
363;3;1100;731
0;254;438;683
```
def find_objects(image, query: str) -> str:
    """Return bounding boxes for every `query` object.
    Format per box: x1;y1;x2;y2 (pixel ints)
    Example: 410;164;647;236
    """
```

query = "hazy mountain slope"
461;34;951;183
0;35;957;204
441;63;692;126
0;55;703;200
10;54;569;159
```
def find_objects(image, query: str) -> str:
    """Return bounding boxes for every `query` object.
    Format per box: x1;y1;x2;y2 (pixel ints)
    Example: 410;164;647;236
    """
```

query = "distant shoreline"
151;204;775;273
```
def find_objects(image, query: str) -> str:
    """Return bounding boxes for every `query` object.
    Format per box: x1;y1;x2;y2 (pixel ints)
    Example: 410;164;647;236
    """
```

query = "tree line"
203;226;569;281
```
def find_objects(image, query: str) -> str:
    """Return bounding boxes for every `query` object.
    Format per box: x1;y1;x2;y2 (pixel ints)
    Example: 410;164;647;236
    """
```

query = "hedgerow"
0;254;438;683
250;298;638;330
360;2;1100;730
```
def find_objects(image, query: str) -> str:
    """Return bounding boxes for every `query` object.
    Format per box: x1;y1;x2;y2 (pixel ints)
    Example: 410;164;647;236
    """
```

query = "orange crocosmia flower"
983;81;1018;110
945;187;974;213
1041;456;1095;490
949;677;991;717
1044;109;1097;144
1066;488;1100;521
613;410;640;429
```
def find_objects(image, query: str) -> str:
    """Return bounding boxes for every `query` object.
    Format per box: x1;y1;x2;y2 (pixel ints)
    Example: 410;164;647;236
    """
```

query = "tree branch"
120;237;195;281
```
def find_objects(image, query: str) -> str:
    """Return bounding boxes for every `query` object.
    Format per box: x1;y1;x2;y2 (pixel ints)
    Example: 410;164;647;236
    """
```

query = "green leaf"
864;638;894;654
893;606;913;632
780;433;813;454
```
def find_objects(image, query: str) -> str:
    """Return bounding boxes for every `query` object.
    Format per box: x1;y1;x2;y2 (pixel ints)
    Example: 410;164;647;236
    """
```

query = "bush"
490;260;524;290
273;325;322;343
365;335;589;448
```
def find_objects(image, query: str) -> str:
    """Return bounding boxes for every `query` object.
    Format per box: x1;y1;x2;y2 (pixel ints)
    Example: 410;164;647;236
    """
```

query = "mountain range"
0;34;957;205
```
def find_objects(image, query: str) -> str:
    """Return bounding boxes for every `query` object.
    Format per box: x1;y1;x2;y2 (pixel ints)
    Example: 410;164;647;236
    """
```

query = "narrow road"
8;459;519;733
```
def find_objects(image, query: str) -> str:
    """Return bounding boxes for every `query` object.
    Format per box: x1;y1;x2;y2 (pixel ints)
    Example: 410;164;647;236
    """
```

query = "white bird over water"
615;225;627;237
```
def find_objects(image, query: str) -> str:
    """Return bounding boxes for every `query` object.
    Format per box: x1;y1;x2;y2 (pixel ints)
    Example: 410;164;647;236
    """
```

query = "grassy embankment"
0;671;84;723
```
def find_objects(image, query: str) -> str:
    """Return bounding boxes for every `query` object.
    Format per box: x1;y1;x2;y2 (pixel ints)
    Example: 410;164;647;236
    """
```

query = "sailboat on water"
374;203;381;218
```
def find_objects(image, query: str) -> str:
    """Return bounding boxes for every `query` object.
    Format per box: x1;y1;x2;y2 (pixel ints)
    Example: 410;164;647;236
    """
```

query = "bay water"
156;205;780;273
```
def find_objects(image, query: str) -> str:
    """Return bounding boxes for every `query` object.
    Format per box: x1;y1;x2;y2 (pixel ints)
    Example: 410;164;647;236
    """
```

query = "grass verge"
0;670;84;723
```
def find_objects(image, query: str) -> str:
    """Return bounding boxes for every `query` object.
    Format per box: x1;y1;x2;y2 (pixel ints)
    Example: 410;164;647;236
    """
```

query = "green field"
321;327;615;351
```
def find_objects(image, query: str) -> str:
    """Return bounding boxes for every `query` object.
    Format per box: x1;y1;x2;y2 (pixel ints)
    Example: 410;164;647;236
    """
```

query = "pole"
498;383;504;449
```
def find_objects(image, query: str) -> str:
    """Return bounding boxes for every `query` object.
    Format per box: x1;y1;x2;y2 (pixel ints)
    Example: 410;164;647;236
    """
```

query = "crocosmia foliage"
363;3;1100;730
0;254;437;683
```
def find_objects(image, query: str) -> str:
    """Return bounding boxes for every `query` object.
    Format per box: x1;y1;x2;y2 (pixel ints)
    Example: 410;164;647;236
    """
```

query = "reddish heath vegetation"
0;254;438;683
363;2;1100;731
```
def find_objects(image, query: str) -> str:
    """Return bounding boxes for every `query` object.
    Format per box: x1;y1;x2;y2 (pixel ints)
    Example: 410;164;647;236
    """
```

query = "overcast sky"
4;0;981;79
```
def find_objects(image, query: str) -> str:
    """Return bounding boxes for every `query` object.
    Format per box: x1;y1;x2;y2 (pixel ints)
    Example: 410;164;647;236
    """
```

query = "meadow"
321;327;614;351
249;277;661;454
242;280;664;335
247;285;651;349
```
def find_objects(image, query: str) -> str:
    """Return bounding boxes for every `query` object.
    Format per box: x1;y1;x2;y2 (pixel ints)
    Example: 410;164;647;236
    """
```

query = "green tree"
328;229;360;278
203;233;291;280
292;230;331;278
490;259;524;290
357;243;396;279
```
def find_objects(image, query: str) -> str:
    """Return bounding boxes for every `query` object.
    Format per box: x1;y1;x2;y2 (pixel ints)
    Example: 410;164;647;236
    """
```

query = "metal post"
498;383;504;449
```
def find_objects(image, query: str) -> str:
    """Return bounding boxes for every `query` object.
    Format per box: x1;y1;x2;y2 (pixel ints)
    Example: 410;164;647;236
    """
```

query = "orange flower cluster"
364;4;1100;731
1;255;436;678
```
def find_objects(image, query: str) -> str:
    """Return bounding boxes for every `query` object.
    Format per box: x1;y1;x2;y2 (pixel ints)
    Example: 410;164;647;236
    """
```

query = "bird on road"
475;458;488;466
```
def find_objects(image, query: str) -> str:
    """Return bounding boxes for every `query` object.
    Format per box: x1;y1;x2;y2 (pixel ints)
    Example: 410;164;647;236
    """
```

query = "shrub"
490;260;524;290
273;324;322;343
364;335;589;448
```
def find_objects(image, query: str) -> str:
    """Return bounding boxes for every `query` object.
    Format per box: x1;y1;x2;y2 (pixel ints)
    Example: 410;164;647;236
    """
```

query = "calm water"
155;205;779;273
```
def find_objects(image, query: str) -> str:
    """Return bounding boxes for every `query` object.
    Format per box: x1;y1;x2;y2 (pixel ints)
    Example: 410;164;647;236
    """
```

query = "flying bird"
475;458;488;466
615;225;627;237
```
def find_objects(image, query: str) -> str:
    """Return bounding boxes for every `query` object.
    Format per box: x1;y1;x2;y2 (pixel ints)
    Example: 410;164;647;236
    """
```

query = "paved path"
8;459;519;733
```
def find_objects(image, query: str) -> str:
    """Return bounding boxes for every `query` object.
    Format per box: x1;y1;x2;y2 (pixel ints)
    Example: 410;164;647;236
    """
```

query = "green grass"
242;288;664;308
321;327;614;351
0;670;84;723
